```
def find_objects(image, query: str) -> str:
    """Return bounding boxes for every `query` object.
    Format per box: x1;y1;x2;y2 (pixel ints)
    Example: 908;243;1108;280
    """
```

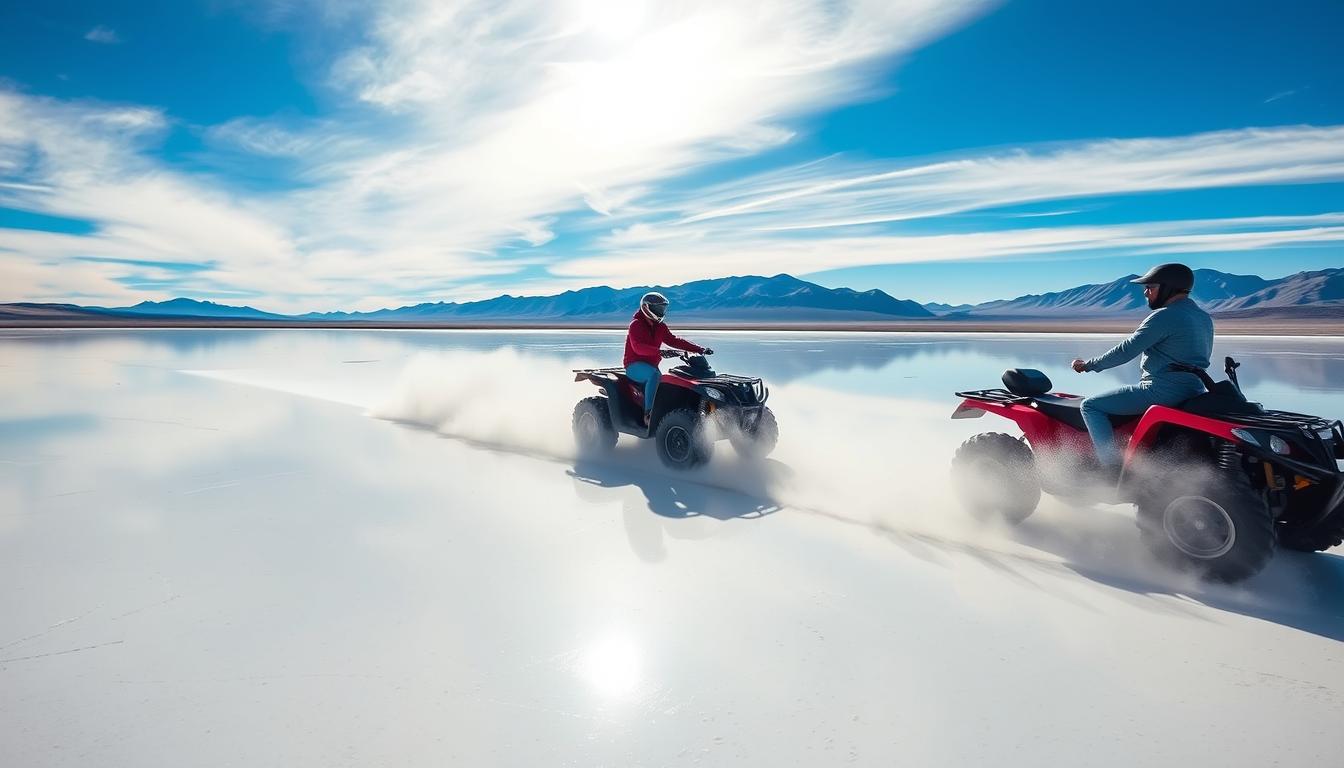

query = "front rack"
1221;410;1340;433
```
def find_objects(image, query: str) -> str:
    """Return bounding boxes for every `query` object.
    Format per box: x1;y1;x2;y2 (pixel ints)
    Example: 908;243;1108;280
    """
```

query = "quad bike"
572;350;777;470
950;357;1344;583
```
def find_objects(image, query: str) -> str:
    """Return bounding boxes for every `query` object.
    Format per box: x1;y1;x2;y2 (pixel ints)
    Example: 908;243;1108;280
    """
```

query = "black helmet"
1130;263;1194;291
1130;263;1194;308
640;291;668;321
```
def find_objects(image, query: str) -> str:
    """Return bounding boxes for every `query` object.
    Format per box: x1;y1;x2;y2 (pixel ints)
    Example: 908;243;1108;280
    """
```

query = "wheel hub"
1163;495;1236;559
965;458;1011;508
578;412;597;442
666;425;691;463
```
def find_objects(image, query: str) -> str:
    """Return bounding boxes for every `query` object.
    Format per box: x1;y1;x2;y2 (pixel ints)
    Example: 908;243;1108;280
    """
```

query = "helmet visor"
644;301;667;319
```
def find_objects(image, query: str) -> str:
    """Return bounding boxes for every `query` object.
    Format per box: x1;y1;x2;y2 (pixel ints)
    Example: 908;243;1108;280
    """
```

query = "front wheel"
729;407;778;459
1136;470;1274;582
951;432;1040;524
655;408;714;470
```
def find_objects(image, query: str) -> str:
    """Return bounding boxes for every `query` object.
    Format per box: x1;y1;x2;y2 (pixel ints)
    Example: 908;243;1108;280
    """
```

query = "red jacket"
624;311;705;367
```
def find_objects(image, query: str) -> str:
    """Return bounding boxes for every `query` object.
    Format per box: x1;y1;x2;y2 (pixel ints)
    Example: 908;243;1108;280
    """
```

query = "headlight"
1230;428;1260;447
1269;435;1291;455
703;387;725;402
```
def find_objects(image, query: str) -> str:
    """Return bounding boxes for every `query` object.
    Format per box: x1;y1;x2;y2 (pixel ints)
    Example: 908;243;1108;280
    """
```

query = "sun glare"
578;630;644;697
574;0;647;41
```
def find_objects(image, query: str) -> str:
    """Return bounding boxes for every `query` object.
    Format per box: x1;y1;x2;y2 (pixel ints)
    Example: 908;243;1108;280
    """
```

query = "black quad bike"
950;357;1344;582
572;350;777;469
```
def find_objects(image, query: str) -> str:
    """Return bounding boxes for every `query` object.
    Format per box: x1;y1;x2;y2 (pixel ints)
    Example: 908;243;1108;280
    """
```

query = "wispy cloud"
658;126;1344;231
84;26;122;45
205;117;369;159
546;214;1344;289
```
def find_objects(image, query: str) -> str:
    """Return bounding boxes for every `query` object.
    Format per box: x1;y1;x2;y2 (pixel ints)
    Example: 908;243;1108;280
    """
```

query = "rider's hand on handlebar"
1071;358;1087;373
701;347;714;355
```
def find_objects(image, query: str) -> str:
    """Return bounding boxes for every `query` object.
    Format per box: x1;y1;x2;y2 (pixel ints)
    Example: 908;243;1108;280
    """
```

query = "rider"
625;291;713;427
1070;263;1213;472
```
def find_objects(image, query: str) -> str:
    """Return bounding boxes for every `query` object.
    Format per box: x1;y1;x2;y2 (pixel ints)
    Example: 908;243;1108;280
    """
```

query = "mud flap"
951;403;985;419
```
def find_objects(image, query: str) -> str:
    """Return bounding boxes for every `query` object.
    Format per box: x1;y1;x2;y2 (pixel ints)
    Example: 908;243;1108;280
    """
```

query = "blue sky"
1;0;1341;311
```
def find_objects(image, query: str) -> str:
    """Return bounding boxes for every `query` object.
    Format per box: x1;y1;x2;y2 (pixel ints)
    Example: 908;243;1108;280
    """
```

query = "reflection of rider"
624;291;713;426
1070;263;1214;470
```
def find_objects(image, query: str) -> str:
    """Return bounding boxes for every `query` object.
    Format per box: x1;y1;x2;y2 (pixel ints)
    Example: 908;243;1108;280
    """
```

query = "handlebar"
661;348;712;359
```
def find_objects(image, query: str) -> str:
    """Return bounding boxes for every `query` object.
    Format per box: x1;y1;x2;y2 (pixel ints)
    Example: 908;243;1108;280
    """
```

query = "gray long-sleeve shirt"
1084;297;1214;383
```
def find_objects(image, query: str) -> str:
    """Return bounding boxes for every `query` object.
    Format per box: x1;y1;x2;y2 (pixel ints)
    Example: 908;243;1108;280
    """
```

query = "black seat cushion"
1032;394;1138;432
1003;368;1052;396
670;357;714;379
1179;382;1265;417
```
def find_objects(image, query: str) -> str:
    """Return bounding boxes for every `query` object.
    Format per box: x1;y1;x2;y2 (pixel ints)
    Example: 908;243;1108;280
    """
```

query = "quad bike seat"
1167;362;1266;417
1030;394;1136;432
1001;369;1134;431
1179;384;1266;417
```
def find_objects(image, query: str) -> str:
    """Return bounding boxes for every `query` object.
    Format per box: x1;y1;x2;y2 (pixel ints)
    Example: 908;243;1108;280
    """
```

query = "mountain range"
2;268;1341;324
948;268;1344;317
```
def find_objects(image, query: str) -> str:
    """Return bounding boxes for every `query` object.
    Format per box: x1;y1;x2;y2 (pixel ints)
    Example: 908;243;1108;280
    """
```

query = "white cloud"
663;126;1344;231
283;0;991;262
84;26;122;45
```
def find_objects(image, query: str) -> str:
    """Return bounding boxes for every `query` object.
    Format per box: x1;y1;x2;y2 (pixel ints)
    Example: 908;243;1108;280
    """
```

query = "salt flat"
2;329;1341;766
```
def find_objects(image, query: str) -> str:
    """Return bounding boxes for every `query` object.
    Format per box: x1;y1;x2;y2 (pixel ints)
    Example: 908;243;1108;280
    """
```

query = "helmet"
640;291;668;322
1130;263;1194;309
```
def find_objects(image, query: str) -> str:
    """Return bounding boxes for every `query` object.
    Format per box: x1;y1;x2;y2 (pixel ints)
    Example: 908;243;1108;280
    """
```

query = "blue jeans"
1081;378;1201;467
625;362;660;415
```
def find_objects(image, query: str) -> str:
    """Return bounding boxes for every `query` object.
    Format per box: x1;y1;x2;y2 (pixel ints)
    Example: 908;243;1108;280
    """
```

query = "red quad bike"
950;357;1344;583
572;350;777;470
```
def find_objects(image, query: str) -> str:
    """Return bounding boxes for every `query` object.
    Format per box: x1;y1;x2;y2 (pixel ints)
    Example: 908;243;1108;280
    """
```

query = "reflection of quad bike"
572;351;777;470
950;357;1344;583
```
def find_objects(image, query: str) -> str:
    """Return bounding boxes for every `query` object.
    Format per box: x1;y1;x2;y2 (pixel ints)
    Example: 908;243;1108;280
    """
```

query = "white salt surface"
1;329;1341;766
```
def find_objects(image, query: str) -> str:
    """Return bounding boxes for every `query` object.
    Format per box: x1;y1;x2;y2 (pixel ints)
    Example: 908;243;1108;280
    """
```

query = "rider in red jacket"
624;292;712;425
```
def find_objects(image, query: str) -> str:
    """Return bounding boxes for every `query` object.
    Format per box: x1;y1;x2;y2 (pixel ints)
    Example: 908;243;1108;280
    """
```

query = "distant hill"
102;297;287;320
302;274;934;322
921;302;973;314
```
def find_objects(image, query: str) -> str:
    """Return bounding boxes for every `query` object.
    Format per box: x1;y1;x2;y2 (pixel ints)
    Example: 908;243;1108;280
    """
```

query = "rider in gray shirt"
1070;263;1214;470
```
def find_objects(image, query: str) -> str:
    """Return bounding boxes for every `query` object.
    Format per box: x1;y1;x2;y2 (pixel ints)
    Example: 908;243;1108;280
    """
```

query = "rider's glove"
701;348;714;355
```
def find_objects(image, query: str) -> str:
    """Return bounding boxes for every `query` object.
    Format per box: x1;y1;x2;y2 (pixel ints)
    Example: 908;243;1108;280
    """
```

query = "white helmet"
640;291;668;322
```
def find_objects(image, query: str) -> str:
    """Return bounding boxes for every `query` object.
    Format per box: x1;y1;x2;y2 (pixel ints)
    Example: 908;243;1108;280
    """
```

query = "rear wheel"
572;396;616;455
729;406;778;459
655;408;714;470
1136;469;1274;582
951;432;1041;524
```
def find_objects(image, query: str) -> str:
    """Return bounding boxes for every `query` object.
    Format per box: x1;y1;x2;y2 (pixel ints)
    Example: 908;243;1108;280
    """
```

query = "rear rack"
573;367;623;382
955;388;1032;405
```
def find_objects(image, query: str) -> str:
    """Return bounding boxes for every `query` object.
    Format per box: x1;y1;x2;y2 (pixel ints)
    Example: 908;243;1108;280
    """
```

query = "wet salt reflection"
578;629;643;697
